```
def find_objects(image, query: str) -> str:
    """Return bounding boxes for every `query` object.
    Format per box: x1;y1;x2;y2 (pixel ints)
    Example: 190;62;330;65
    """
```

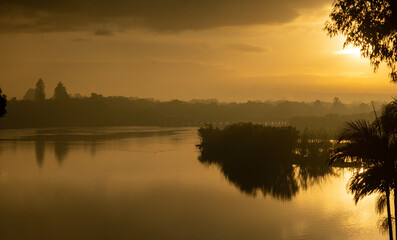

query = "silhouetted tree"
325;0;397;81
331;97;347;113
313;100;322;108
35;79;45;101
0;88;6;117
23;88;35;101
53;82;70;100
90;93;103;99
379;100;397;238
331;118;396;240
333;97;341;105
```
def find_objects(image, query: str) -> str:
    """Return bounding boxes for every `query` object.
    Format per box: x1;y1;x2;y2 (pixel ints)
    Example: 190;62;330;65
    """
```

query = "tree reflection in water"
35;140;45;167
27;128;181;167
197;123;335;200
54;141;69;164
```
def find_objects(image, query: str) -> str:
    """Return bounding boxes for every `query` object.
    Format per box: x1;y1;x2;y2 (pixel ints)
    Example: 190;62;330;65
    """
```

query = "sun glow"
333;46;361;58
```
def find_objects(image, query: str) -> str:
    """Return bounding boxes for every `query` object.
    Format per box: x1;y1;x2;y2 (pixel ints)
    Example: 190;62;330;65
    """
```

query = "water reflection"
0;127;386;240
34;140;45;167
295;133;335;190
198;148;297;199
1;127;181;167
54;141;69;164
197;126;335;200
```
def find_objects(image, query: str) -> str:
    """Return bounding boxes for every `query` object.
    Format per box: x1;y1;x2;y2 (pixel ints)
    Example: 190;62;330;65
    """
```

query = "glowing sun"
333;46;361;58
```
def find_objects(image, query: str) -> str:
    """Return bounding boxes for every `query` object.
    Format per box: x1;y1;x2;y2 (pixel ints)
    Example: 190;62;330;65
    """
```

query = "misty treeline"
0;79;381;131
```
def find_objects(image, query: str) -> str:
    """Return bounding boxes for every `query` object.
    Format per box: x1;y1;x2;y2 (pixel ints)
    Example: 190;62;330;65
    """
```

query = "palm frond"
348;167;390;203
378;216;391;234
330;120;385;165
376;194;387;214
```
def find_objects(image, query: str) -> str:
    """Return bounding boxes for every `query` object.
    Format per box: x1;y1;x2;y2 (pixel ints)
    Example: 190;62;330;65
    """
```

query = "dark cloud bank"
0;0;329;33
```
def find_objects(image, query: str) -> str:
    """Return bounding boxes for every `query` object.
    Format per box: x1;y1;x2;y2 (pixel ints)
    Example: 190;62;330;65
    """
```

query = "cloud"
0;0;330;33
224;43;266;53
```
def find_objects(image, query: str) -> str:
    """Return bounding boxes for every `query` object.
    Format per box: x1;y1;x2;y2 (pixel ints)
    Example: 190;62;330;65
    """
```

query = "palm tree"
331;119;395;240
379;100;397;240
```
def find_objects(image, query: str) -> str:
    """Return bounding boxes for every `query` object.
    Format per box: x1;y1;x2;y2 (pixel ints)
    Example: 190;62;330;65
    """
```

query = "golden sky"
0;0;396;102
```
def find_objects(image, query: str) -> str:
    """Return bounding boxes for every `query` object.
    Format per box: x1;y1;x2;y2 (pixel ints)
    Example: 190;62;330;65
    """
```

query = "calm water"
0;127;387;240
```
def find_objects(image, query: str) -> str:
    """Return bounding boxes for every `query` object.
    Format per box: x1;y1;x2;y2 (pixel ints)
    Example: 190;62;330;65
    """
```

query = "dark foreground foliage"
329;100;397;239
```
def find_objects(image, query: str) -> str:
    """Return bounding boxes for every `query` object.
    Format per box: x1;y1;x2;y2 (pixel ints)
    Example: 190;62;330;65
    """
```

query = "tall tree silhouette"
331;114;397;239
22;88;35;101
379;100;397;238
35;79;45;102
0;88;6;117
53;82;70;100
325;0;397;81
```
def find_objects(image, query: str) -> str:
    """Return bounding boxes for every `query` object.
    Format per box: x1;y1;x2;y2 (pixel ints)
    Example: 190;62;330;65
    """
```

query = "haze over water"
0;127;386;240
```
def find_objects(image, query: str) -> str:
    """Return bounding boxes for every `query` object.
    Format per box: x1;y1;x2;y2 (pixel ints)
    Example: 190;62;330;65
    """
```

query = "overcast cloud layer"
0;0;329;33
2;0;392;103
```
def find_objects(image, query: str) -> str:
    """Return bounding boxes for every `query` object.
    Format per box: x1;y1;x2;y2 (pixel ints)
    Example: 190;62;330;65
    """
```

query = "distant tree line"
23;79;70;101
0;79;382;133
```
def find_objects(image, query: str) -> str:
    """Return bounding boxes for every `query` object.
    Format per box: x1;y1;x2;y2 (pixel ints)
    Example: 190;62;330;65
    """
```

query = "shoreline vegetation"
195;123;357;200
197;123;358;168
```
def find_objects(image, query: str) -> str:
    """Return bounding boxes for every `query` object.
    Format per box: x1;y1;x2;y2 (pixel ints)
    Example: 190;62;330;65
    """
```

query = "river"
0;126;386;240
